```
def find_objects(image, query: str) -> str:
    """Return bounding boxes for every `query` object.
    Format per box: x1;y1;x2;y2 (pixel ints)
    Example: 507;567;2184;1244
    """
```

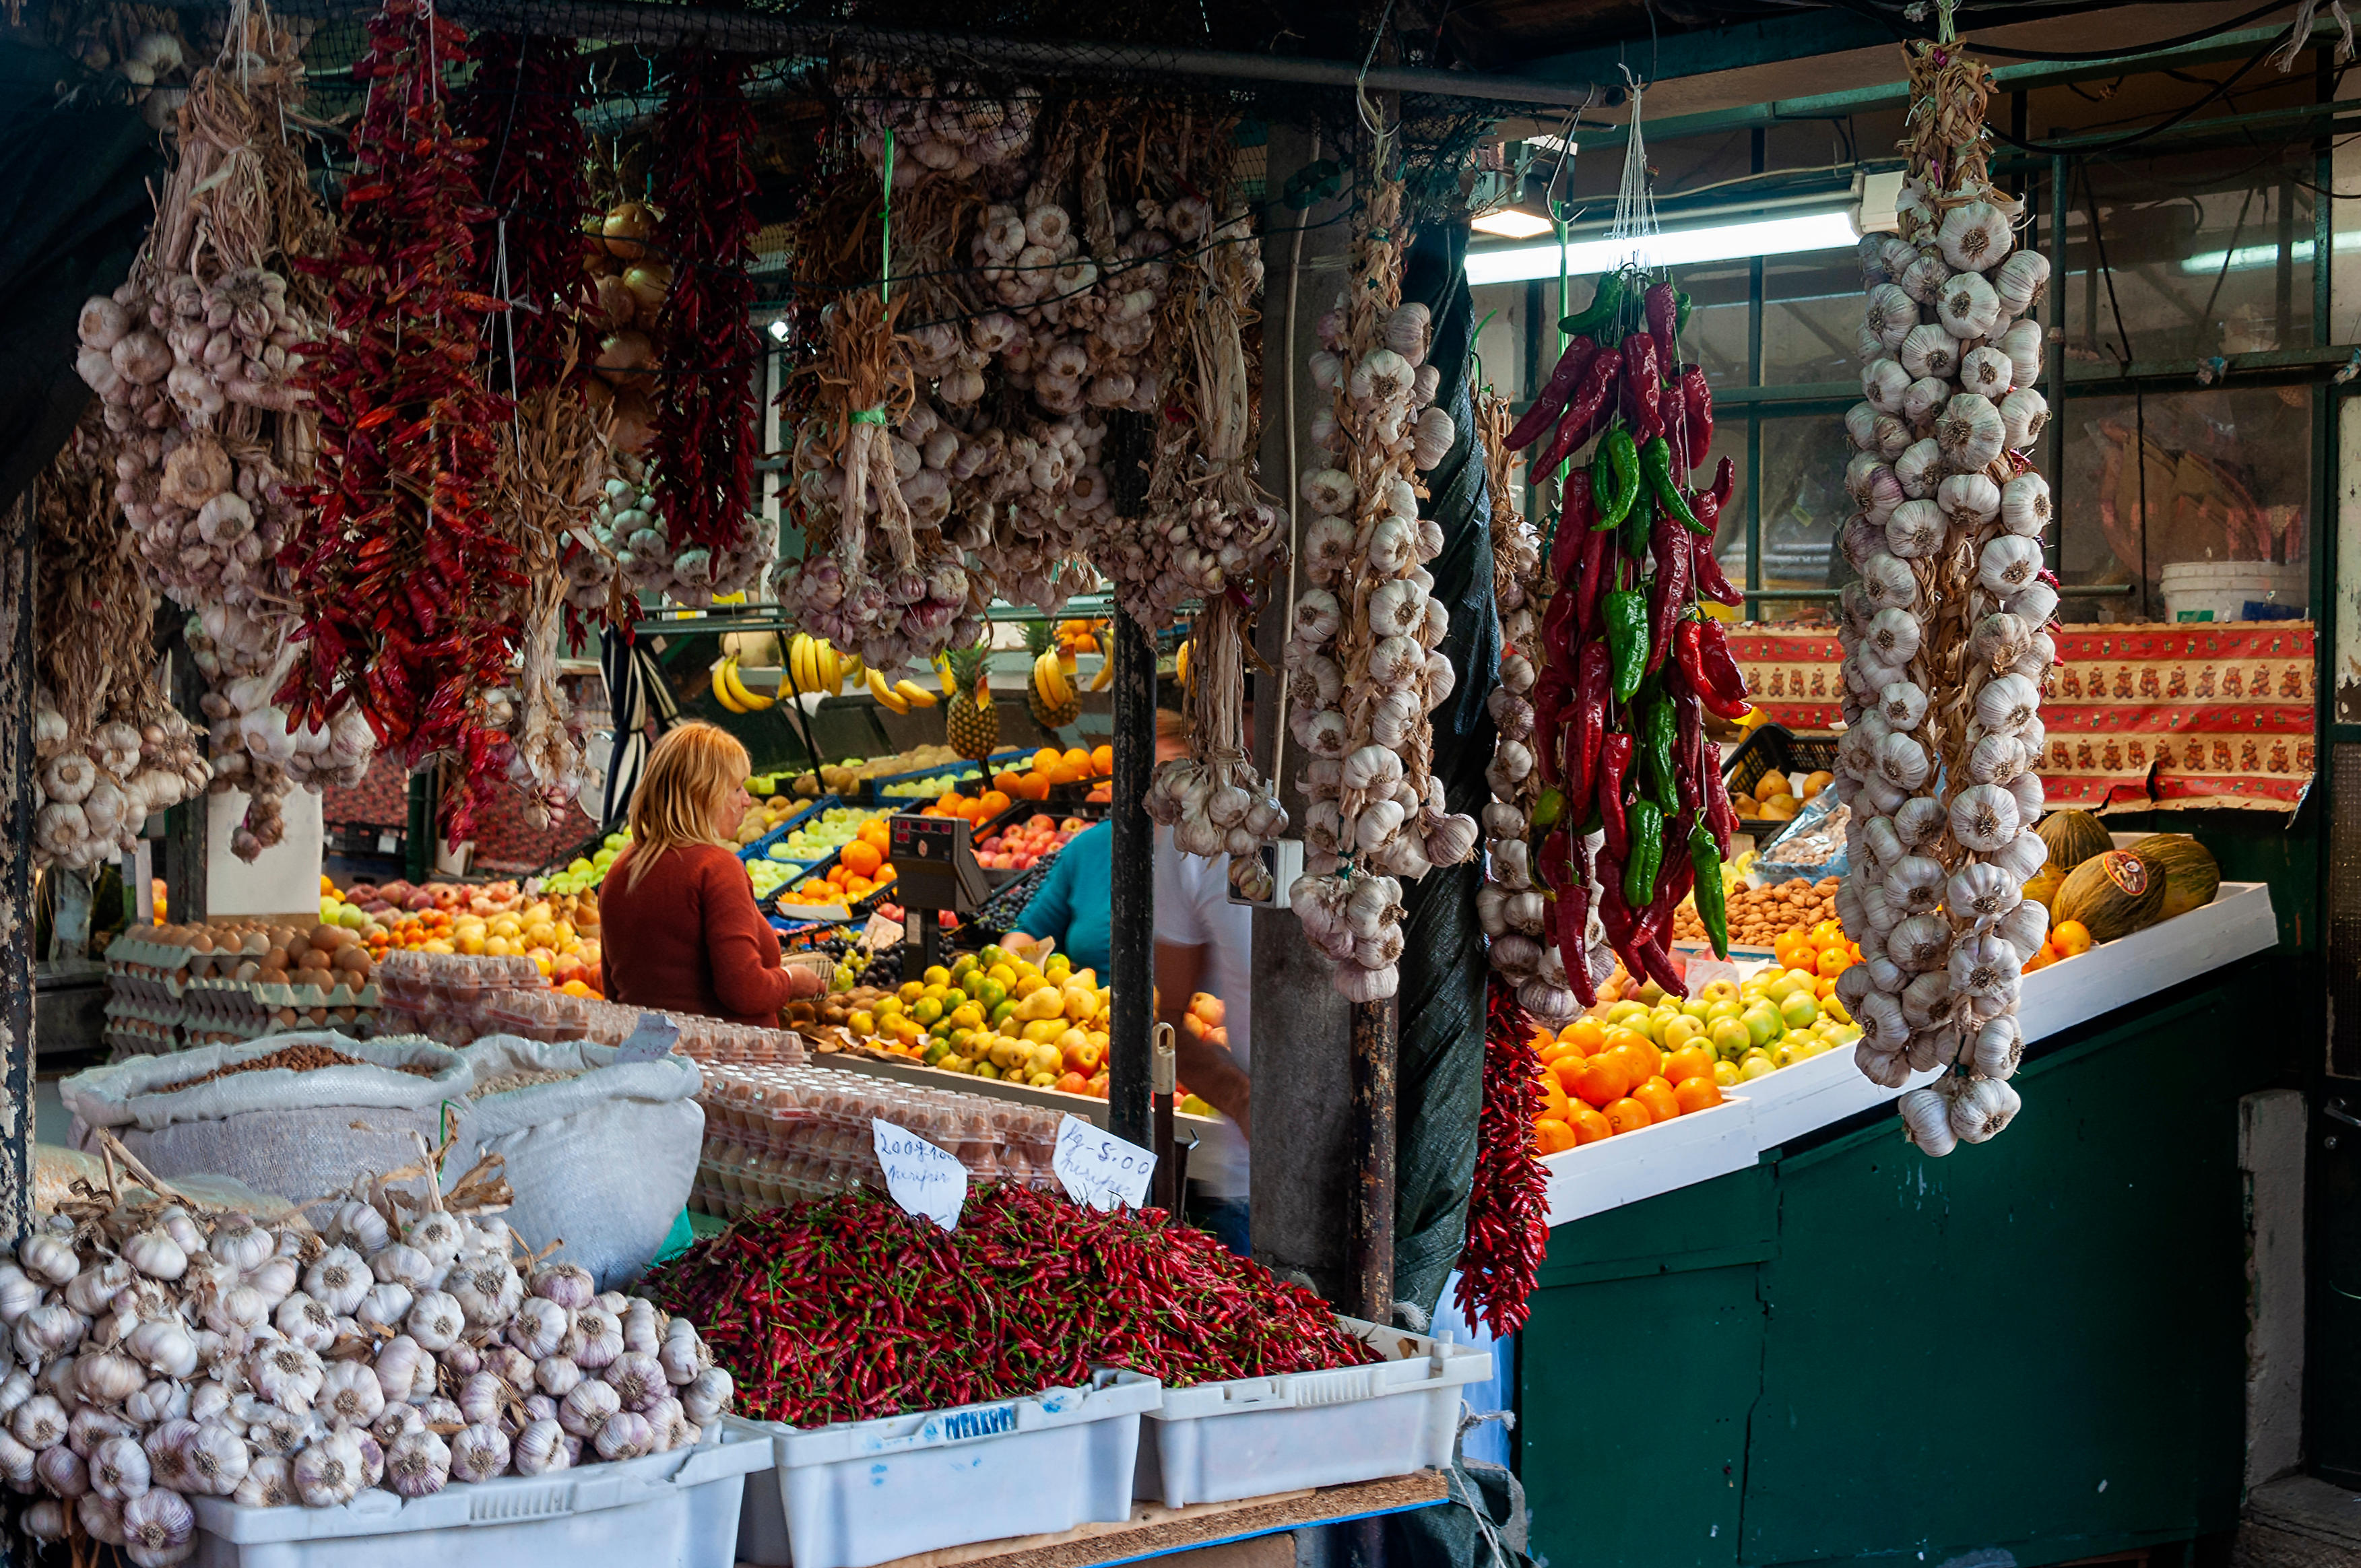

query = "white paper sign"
614;1013;680;1063
872;1119;969;1231
1052;1114;1156;1212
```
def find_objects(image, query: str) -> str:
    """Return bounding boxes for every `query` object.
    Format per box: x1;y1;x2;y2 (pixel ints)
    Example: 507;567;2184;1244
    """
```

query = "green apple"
1605;1001;1648;1028
1705;999;1743;1027
1700;979;1740;1005
1742;1000;1783;1047
1662;1015;1704;1051
1761;973;1799;1004
1636;981;1666;1006
1709;1017;1753;1059
1779;991;1821;1031
1682;997;1714;1020
1740;1054;1778;1081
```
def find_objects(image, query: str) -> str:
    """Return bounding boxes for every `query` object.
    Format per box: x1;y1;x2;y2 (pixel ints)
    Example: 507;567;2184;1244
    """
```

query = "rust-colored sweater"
597;843;796;1026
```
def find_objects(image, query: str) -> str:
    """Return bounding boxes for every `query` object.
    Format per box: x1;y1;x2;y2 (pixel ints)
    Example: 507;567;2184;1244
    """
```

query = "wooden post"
0;496;37;1242
160;632;208;927
1349;995;1398;1323
1107;612;1155;1149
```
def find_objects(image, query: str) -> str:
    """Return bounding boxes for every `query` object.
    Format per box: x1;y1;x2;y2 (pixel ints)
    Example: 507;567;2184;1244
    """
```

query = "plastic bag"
60;1033;471;1208
448;1036;704;1288
1753;792;1850;884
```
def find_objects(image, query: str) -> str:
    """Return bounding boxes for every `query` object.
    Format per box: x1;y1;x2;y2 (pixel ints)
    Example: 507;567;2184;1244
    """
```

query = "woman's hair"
614;722;750;892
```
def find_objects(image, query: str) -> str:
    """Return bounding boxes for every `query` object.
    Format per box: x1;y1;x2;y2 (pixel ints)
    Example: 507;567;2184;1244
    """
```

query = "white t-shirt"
1153;828;1252;1200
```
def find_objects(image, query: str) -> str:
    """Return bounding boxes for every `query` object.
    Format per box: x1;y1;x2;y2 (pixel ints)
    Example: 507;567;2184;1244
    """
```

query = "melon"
2022;862;2065;911
2052;849;2167;943
2129;834;2221;919
2036;810;2112;874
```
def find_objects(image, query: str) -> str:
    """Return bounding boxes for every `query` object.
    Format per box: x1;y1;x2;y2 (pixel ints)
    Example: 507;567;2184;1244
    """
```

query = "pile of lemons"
847;944;1111;1089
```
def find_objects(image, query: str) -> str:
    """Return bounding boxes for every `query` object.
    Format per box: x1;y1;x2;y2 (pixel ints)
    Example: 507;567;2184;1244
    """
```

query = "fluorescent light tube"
2178;230;2361;274
1470;207;1558;240
1465;209;1860;286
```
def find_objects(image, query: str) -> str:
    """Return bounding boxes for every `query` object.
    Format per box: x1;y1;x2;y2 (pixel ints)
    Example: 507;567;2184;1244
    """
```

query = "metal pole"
162;634;209;925
0;494;35;1243
1107;614;1155;1149
1348;995;1397;1323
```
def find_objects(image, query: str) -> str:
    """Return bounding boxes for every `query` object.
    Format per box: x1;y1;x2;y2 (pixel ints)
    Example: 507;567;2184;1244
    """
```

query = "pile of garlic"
1833;164;2058;1156
1470;395;1599;1024
576;465;773;615
32;693;208;874
0;1191;732;1557
185;605;372;859
1285;179;1477;1004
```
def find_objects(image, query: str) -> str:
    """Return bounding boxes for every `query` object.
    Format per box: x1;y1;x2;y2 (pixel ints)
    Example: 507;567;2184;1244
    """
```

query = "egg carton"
104;996;184;1029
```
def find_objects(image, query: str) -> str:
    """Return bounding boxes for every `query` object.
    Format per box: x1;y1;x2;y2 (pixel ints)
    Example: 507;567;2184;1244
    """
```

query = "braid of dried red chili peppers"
283;0;520;843
1452;973;1552;1337
647;49;759;557
644;1183;1378;1427
453;30;593;395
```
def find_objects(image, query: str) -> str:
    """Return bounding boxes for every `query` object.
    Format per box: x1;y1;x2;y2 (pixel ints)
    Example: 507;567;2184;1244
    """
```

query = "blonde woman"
598;722;820;1023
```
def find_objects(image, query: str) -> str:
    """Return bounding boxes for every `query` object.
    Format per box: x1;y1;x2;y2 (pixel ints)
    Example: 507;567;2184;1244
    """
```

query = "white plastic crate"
732;1369;1161;1568
1133;1317;1492;1507
187;1426;772;1568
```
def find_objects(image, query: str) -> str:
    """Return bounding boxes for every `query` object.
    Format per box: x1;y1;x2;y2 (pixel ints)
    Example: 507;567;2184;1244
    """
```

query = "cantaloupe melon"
2129;834;2221;919
2052;849;2166;943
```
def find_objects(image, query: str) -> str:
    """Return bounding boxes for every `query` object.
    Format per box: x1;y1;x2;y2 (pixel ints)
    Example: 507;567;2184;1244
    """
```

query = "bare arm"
1156;940;1250;1140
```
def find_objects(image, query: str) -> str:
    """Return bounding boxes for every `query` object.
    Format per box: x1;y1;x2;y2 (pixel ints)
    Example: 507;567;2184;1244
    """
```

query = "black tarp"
0;48;164;514
1392;219;1497;1323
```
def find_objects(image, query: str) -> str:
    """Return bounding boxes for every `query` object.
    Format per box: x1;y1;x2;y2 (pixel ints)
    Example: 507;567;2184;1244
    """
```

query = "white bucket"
2158;560;2306;623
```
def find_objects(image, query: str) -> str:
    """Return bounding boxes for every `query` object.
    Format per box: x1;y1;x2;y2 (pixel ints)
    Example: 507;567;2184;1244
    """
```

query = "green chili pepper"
1559;270;1627;339
1688;820;1728;958
1640;696;1679;812
1641;436;1706;533
1623;799;1664;907
1674;288;1693;339
1603;589;1648;702
1530;785;1566;833
1623;483;1654;562
1590;427;1641;531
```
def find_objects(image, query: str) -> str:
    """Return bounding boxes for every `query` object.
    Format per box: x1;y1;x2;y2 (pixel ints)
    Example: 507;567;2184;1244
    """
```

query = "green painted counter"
1518;970;2261;1568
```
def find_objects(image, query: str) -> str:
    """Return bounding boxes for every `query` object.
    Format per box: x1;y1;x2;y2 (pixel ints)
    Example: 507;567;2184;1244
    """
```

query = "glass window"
2062;150;2317;365
2057;385;2311;623
1761;246;1864;387
1754;414;1854;624
1683;259;1753;388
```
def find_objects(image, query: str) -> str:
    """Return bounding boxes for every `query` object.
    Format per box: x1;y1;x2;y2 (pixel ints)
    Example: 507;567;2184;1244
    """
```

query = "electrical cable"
1962;0;2297;58
1984;39;2277;154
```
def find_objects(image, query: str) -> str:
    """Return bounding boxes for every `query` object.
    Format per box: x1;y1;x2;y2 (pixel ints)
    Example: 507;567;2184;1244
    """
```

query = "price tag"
872;1119;969;1231
1052;1114;1156;1212
860;913;905;952
614;1013;680;1063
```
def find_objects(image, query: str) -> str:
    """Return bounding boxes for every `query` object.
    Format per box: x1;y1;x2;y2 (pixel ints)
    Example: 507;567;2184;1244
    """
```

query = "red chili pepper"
1619;332;1662;442
1534;352;1620;478
1574;521;1617;649
1507;337;1600;451
1687;620;1753;718
1597;733;1634;861
1567;641;1609;822
1682;364;1714;464
1647;513;1691;676
1708;455;1735;509
1645;283;1680;374
1673;676;1704;818
1631;931;1689;998
1530;667;1570;790
1690;496;1743;608
1660;366;1689;476
1556;874;1594;1010
1547;469;1594;579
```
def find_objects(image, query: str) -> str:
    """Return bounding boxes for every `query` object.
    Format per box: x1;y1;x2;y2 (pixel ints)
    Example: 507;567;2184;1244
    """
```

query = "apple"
1635;981;1666;1006
1700;979;1740;1005
1709;1017;1753;1059
1682;997;1714;1021
1741;1000;1782;1048
1779;991;1820;1031
1662;1016;1704;1051
1761;973;1799;1004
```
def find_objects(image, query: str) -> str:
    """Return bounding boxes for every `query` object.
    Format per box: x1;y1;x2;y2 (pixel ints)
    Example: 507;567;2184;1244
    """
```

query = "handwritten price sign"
1052;1115;1156;1212
872;1119;970;1231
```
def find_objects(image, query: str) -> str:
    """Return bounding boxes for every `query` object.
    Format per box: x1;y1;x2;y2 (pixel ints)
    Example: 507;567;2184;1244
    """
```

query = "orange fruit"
1549;1056;1588;1099
1538;1074;1573;1125
1534;1118;1578;1156
2052;919;2093;956
1632;1077;1681;1123
993;771;1026;796
1063;747;1092;771
1663;1045;1714;1084
1604;1039;1660;1090
978;789;1013;818
1090;744;1113;776
826;863;852;886
1033;747;1062;774
1559;1017;1607;1055
1604;1097;1653;1136
1674;1076;1723;1115
841;841;883;878
1568;1103;1614;1144
1572;1056;1631;1109
1539;1037;1584;1066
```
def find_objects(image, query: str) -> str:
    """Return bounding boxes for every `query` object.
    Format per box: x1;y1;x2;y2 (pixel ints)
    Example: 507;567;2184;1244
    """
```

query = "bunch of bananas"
787;634;849;698
710;655;776;713
864;667;940;715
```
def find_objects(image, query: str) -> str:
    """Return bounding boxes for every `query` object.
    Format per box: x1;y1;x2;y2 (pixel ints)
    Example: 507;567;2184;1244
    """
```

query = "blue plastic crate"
738;795;839;865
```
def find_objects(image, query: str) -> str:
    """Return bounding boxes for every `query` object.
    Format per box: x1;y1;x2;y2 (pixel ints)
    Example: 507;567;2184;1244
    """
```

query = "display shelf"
1541;876;2279;1227
743;1470;1449;1568
807;1045;1223;1142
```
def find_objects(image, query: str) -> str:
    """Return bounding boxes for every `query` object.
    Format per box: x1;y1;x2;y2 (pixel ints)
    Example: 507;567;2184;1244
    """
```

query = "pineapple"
944;643;1000;760
1025;621;1081;730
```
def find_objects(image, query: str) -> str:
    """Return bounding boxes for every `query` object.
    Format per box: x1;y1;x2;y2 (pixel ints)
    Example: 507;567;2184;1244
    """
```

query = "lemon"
849;1010;874;1035
950;1003;984;1031
897;981;924;1004
923;965;951;987
911;998;942;1025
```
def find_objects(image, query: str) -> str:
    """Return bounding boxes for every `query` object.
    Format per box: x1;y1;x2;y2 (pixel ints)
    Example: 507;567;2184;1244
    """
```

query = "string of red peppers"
641;1184;1379;1428
453;32;592;393
451;30;600;644
648;51;760;558
283;0;521;843
1453;973;1552;1336
1506;267;1754;1002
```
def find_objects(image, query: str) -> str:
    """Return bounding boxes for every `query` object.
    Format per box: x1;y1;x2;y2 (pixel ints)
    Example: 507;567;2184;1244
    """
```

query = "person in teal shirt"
1006;818;1112;975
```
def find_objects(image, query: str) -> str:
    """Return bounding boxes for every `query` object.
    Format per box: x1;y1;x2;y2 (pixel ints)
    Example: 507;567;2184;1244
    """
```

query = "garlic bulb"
292;1429;363;1508
121;1484;195;1567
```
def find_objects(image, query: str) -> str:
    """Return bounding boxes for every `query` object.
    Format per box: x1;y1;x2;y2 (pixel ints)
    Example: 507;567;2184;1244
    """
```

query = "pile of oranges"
1528;1018;1726;1154
780;818;899;910
1771;920;1861;983
985;745;1114;804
